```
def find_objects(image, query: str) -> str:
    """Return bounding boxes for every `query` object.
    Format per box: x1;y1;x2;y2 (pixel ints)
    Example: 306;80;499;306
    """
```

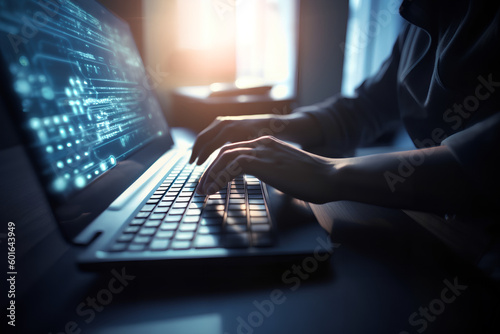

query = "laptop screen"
0;0;173;239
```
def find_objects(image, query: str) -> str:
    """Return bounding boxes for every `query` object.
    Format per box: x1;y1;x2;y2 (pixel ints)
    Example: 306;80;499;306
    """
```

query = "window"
175;0;298;97
341;0;403;96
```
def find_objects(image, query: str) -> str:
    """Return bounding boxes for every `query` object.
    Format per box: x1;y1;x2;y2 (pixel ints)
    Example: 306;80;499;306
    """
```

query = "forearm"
272;113;325;148
334;146;472;213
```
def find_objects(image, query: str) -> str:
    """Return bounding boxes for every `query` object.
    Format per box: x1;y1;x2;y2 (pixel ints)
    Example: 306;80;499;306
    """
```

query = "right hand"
189;115;288;165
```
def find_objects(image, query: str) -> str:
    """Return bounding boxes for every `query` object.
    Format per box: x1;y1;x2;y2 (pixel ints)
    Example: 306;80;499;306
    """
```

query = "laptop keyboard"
108;157;274;252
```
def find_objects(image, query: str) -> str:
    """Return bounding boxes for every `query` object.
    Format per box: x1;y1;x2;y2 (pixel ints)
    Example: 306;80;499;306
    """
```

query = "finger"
214;137;262;158
195;125;243;165
198;148;257;194
198;136;278;180
203;154;260;195
189;119;226;164
198;147;252;189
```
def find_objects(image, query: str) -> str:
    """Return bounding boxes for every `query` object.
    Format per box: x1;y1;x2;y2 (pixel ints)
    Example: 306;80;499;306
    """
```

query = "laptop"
0;0;330;270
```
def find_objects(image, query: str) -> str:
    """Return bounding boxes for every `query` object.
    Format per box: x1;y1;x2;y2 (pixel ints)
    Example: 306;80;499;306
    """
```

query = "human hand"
189;115;288;165
197;136;340;204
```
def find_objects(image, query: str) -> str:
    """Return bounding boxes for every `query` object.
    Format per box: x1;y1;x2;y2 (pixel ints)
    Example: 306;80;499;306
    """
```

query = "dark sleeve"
442;111;500;201
295;26;408;157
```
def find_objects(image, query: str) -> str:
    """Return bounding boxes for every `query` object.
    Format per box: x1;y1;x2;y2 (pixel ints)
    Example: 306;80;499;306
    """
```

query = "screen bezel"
0;0;175;242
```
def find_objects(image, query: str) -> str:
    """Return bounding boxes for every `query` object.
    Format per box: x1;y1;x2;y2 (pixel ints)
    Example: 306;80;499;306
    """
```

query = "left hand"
196;136;340;204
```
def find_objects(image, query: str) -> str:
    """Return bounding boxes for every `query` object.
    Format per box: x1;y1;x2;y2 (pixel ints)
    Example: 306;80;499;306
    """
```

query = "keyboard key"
175;231;195;240
183;216;200;223
139;227;157;236
124;226;140;233
189;202;204;209
130;218;146;226
198;225;222;234
186;208;202;216
194;235;222;248
249;210;267;217
206;201;225;207
227;210;246;217
158;201;173;207
164;215;182;222
205;204;225;211
140;204;156;212
145;220;162;228
128;244;146;252
149;239;170;251
249;204;266;210
248;199;265;204
160;222;179;230
173;202;188;208
179;224;197;232
176;196;191;202
226;217;247;225
169;208;185;215
133;235;151;244
149;213;166;220
225;224;248;233
250;217;269;224
146;199;160;204
117;234;134;242
153;207;169;213
229;194;245;199
229;198;245;204
229;204;246;210
156;230;175;239
251;224;271;232
171;240;191;250
135;212;150;218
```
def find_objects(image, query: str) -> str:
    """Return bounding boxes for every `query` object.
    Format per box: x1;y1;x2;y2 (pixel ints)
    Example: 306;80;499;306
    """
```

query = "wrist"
328;158;355;202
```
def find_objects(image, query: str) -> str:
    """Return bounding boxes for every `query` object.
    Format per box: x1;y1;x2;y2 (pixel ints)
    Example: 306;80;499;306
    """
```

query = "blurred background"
99;0;403;136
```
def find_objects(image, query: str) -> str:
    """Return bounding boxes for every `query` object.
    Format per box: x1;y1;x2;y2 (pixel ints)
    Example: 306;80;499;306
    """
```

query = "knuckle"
258;135;277;146
262;135;276;141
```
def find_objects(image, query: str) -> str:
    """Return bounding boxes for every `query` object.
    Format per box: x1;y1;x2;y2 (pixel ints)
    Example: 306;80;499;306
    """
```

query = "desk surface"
1;134;499;334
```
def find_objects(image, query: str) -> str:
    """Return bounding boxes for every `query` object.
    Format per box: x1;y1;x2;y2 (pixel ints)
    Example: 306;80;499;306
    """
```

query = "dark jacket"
301;0;500;203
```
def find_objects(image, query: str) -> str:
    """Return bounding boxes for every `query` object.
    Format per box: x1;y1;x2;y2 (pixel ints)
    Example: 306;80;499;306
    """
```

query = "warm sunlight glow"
175;0;298;91
176;0;220;50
